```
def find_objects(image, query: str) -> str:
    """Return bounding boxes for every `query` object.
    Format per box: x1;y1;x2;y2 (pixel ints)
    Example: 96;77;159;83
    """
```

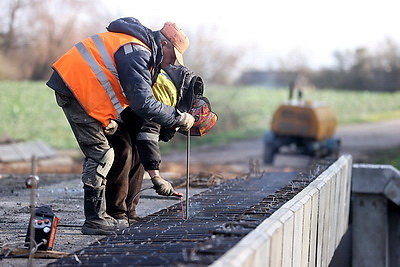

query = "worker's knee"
96;148;114;178
82;148;114;188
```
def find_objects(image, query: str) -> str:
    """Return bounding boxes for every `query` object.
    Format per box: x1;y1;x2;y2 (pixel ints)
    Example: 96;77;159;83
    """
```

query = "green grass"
300;89;400;124
0;81;76;148
2;81;400;151
369;147;400;169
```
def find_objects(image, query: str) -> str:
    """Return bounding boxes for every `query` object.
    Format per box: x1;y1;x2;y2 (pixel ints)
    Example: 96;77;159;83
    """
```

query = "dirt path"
1;119;400;177
335;118;400;161
161;118;400;175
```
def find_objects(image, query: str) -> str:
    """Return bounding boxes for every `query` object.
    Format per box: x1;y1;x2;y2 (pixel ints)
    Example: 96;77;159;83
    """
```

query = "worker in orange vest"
46;17;194;235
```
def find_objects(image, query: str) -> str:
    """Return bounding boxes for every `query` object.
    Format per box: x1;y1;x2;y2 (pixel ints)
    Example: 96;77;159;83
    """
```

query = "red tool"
172;191;183;197
25;205;59;251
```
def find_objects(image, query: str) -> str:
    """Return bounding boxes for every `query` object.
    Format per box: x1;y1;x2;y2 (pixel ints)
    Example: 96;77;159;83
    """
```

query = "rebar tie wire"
128;186;185;225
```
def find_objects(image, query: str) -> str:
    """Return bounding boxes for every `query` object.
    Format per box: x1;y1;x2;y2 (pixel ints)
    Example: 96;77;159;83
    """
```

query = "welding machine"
25;205;59;251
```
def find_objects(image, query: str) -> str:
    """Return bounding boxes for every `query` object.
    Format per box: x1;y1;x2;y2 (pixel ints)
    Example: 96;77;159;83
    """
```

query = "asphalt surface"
0;176;207;266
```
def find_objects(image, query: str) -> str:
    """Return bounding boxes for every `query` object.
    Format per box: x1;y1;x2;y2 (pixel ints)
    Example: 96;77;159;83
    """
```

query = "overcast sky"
104;0;399;70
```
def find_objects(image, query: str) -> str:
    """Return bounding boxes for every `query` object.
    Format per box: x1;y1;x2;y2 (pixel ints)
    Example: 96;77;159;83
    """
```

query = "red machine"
25;205;59;251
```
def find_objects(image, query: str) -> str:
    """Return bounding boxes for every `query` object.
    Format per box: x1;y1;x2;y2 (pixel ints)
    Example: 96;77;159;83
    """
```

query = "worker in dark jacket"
46;17;194;235
106;65;204;226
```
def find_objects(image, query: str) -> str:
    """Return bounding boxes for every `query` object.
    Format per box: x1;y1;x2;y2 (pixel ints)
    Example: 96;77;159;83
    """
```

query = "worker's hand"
104;120;118;136
175;112;195;132
151;175;175;196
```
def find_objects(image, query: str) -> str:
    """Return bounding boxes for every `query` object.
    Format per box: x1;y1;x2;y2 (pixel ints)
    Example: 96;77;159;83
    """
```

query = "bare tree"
313;38;400;91
0;0;23;52
0;3;243;84
0;0;31;78
276;49;310;71
0;0;112;80
185;26;242;85
372;38;400;91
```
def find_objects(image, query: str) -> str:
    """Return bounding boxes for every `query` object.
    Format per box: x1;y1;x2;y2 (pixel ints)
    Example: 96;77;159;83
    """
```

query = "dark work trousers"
105;123;145;220
54;91;112;189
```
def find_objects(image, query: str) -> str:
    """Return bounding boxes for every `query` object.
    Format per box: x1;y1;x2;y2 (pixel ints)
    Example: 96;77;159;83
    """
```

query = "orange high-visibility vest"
53;32;150;127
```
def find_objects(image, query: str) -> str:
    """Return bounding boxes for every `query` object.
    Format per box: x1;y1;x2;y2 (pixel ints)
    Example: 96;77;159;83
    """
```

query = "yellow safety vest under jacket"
152;69;177;107
53;32;150;127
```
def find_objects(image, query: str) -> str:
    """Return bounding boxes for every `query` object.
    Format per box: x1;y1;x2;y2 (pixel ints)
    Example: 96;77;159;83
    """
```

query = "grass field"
1;81;400;151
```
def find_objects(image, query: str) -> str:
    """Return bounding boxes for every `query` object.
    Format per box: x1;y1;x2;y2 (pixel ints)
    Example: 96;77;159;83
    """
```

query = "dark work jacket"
47;17;180;128
136;65;205;171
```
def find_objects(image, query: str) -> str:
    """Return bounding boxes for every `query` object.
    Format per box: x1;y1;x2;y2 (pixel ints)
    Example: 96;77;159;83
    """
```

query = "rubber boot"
81;186;119;235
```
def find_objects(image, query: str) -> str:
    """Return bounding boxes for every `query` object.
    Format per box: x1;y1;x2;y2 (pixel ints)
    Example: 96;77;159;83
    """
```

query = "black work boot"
127;209;141;225
81;186;118;235
110;213;130;228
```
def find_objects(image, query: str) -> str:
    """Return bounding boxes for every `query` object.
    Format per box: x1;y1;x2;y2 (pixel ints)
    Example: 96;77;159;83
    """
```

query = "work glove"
175;112;195;132
151;175;175;196
104;120;118;136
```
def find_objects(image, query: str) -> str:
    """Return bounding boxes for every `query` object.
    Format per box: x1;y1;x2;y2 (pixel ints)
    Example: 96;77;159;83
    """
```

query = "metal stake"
28;155;39;266
185;132;190;219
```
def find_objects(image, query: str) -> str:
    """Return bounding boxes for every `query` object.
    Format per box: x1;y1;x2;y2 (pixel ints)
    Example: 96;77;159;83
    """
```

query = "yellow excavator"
263;85;341;164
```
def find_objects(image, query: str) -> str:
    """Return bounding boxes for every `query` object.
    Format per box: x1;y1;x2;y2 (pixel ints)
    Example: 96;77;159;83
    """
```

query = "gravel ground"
0;175;207;266
0;118;399;266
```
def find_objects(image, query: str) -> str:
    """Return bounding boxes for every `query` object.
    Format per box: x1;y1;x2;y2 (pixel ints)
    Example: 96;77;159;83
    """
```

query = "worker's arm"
115;45;178;127
159;127;176;142
136;120;162;171
115;45;194;130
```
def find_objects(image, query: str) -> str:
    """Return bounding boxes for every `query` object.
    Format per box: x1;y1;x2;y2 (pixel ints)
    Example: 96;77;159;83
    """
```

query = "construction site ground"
0;119;400;266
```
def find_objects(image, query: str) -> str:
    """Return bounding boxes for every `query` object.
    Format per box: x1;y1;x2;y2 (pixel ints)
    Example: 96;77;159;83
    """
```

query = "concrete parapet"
352;163;400;205
352;164;400;267
212;155;353;267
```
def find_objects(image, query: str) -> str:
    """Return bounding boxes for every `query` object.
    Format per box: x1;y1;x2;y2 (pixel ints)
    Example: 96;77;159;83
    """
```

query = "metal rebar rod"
28;155;38;267
185;132;190;219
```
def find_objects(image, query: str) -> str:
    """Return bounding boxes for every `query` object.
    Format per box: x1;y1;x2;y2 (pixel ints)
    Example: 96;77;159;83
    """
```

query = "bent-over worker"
46;17;194;235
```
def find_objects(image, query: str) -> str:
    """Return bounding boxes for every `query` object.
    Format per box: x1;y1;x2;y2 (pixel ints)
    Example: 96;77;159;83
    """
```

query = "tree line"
0;0;114;80
312;38;400;92
1;0;399;92
0;0;239;84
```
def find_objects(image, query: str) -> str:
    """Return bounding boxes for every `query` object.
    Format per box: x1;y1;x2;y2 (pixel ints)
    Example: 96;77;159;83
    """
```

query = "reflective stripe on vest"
53;32;150;126
75;39;123;115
